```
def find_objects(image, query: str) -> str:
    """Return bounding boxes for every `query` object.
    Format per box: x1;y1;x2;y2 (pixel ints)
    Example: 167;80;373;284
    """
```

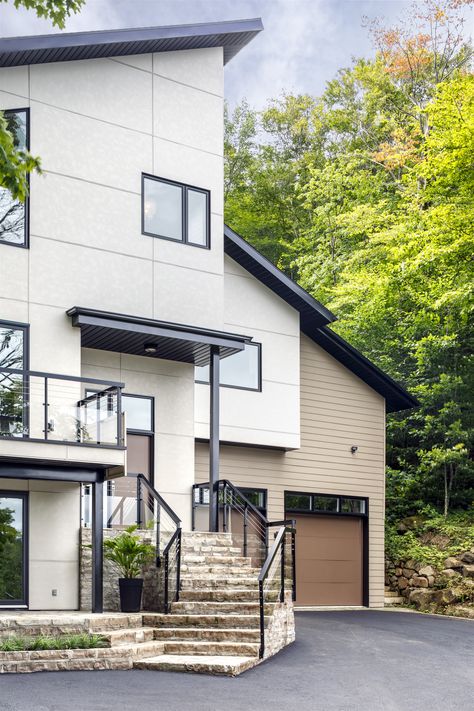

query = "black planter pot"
118;578;144;613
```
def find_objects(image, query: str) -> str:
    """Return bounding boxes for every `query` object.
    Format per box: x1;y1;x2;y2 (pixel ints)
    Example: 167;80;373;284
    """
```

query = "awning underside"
67;307;250;366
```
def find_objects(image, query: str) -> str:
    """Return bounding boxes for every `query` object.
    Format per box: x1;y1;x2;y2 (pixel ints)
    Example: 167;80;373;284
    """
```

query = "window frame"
0;490;29;608
195;341;262;392
0;320;30;439
141;173;210;250
0;108;30;250
284;490;368;518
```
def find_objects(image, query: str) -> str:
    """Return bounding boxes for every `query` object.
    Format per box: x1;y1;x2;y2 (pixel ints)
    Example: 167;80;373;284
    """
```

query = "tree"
0;0;86;199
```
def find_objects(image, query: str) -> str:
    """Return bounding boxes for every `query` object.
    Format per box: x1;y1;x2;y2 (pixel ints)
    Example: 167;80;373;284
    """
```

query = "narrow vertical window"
0;109;29;248
0;322;28;437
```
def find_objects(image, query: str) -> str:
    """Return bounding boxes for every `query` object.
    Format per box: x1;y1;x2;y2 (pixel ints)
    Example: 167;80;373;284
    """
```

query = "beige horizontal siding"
195;334;386;608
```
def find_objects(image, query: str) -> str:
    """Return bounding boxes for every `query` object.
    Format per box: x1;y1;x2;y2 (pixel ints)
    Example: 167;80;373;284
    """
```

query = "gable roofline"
0;17;263;68
224;224;418;413
224;224;336;330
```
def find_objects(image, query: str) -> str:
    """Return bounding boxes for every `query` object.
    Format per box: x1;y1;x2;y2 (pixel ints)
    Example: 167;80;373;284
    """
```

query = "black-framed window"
0;321;28;437
142;174;210;249
195;342;261;392
285;491;367;516
0;491;28;607
122;394;154;433
0;109;29;248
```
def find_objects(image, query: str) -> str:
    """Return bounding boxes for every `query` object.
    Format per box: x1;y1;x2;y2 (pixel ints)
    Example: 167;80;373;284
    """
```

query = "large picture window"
0;109;29;248
195;342;261;391
142;174;210;249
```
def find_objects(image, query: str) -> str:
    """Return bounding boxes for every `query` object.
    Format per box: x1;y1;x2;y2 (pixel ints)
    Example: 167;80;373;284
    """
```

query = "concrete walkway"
1;610;473;711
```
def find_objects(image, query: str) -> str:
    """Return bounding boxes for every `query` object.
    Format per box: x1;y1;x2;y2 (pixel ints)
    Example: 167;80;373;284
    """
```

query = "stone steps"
101;626;155;646
183;555;250;565
163;640;260;657
143;613;265;629
178;589;261;602
180;565;258;575
134;653;257;676
152;627;260;642
180;577;259;589
171;601;275;614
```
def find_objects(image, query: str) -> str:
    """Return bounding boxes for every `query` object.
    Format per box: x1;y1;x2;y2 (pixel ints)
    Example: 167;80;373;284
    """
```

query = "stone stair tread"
163;640;260;656
153;627;260;640
133;654;258;676
99;626;156;645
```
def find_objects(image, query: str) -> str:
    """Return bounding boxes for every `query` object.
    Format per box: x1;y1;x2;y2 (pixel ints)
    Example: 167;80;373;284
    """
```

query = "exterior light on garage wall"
144;342;158;354
351;445;358;454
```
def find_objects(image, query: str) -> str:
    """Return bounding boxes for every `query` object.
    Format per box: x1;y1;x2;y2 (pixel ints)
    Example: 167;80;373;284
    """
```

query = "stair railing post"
291;522;296;602
223;482;228;533
258;579;265;659
243;503;248;558
280;534;285;602
164;551;169;613
136;476;142;528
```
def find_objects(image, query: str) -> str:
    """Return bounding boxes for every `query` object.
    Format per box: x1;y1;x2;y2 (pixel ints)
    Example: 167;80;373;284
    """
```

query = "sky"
0;0;470;108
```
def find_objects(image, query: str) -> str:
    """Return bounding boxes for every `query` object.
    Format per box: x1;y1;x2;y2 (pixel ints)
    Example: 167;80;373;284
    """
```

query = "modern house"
0;17;416;672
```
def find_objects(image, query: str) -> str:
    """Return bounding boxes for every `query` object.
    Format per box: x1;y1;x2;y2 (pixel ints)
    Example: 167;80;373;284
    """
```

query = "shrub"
0;634;108;652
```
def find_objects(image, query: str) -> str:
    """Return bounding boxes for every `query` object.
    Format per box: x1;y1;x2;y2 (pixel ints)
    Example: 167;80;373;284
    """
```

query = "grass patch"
0;633;109;652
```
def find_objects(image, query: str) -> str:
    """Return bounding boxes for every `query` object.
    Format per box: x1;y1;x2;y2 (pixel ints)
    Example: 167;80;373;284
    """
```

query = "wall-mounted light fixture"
144;342;158;354
351;445;358;454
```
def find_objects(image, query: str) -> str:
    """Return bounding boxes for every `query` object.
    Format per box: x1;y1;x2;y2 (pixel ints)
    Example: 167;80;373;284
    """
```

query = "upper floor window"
0;321;28;437
195;342;261;391
142;174;210;249
0;109;29;248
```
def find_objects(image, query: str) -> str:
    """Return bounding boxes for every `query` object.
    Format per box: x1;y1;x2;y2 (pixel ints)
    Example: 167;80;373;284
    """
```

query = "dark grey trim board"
0;18;264;68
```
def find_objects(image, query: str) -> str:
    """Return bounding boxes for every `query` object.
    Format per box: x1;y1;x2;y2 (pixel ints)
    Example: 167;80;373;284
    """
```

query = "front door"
0;492;27;607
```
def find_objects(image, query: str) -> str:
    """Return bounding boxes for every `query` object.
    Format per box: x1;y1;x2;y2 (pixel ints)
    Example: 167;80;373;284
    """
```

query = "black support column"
209;345;220;532
91;480;104;613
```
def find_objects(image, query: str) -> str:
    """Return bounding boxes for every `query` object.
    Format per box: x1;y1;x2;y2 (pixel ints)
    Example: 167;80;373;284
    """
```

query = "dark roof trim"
309;327;418;413
224;224;336;329
224;225;417;413
67;306;252;366
0;18;263;68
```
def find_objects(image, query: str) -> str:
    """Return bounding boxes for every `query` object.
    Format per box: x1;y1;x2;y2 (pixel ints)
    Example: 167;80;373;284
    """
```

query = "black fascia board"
224;224;336;329
224;224;417;413
0;18;263;67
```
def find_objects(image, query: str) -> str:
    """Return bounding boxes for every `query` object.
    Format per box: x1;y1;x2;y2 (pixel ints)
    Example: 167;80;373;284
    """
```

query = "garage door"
293;514;363;606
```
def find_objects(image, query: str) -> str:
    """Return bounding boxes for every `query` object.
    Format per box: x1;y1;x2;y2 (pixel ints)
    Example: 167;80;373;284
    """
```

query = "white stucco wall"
194;256;301;449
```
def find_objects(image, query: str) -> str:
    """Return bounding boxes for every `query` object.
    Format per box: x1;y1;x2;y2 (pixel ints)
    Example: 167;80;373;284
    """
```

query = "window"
0;322;28;437
285;491;367;516
142;174;210;249
195;342;261;391
122;394;153;432
0;109;29;248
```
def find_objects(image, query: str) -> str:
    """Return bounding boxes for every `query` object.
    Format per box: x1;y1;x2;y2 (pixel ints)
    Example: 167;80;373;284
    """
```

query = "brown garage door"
293;514;363;606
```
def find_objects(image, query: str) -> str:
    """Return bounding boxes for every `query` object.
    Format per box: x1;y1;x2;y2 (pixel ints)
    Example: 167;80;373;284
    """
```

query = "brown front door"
293;514;363;606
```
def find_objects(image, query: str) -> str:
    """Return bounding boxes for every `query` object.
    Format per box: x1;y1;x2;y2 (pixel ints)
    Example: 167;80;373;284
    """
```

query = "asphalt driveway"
1;610;473;711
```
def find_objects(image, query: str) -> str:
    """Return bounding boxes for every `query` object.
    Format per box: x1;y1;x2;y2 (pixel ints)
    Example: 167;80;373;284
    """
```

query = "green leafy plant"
0;634;108;652
103;525;155;579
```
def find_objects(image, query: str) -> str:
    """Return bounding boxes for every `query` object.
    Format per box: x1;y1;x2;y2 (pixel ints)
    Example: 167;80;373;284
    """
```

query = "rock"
398;577;409;590
432;588;458;606
403;568;414;578
409;589;435;610
427;576;435;587
405;559;417;570
444;557;463;569
395;568;403;577
462;564;474;579
442;568;459;578
460;552;474;564
412;576;429;588
418;565;435;577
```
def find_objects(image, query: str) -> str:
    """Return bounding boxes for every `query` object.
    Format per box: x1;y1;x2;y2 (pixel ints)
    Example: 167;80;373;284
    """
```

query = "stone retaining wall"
385;548;474;615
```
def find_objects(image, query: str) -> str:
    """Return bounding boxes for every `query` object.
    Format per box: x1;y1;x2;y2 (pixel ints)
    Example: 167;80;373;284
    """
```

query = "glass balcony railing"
0;367;124;448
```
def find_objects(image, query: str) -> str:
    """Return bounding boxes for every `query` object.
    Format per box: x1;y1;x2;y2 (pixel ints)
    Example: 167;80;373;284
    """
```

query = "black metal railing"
0;366;124;447
192;480;296;571
137;474;181;612
258;522;296;658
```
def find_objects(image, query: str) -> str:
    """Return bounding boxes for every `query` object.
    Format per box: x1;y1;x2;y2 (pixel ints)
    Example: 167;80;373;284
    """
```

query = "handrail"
258;522;296;659
0;366;124;388
136;474;181;613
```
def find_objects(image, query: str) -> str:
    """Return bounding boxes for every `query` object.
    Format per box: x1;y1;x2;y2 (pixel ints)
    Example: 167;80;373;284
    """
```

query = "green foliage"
0;633;108;652
385;510;474;568
103;525;155;579
224;0;474;518
0;0;85;29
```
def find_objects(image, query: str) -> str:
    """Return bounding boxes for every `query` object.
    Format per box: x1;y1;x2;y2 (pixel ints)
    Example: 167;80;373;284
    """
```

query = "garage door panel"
293;514;363;606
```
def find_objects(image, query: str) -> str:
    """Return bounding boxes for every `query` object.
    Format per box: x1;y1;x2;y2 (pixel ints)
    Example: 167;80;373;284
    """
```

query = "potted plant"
103;525;155;613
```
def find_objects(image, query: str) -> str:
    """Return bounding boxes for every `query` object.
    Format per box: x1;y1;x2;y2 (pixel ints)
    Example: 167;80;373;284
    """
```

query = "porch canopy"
67;306;251;366
67;306;253;533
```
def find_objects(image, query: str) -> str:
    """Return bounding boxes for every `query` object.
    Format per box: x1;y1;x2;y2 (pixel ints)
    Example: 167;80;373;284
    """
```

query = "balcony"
0;367;126;470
